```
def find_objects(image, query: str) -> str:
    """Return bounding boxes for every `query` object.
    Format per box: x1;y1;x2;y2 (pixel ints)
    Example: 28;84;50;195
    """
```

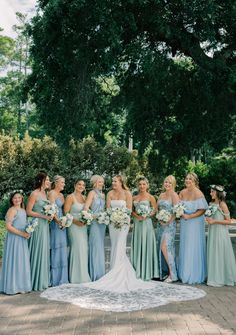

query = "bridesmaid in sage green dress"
206;185;236;287
27;172;52;291
65;179;90;284
131;176;159;281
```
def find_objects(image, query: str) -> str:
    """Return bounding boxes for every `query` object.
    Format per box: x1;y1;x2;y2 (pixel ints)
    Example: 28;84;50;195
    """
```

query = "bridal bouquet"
59;213;73;229
156;209;172;224
97;211;110;225
42;201;58;217
78;210;94;225
173;202;186;219
135;204;153;218
26;218;38;234
205;204;217;217
107;207;131;229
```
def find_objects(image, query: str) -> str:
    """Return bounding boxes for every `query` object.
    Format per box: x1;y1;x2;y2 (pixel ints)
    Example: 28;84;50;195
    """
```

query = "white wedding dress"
41;200;206;312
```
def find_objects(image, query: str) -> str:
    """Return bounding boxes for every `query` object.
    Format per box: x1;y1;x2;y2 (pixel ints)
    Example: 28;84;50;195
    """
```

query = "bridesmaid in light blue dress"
178;172;208;284
65;179;90;283
48;175;68;286
27;172;52;291
157;175;179;282
0;191;31;294
84;175;106;281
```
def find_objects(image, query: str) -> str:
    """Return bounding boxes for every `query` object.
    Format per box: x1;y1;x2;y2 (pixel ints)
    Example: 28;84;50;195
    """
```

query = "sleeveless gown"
207;204;236;287
67;200;90;283
0;209;31;294
131;200;159;280
88;189;106;281
29;198;50;291
41;200;206;312
178;198;208;284
50;198;68;286
157;200;178;281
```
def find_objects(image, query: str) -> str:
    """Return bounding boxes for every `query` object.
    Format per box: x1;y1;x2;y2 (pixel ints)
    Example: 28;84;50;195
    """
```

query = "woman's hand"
137;215;146;221
74;219;85;227
22;231;31;239
205;217;215;224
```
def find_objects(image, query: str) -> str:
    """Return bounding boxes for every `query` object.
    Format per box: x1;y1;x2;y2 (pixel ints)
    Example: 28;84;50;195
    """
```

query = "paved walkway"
0;285;235;335
0;230;235;335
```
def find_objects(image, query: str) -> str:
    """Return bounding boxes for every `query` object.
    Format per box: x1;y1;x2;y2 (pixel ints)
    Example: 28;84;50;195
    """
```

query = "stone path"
0;228;235;335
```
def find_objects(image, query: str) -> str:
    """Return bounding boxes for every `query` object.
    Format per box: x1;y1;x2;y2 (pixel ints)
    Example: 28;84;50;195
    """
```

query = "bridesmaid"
65;179;90;284
84;175;106;281
0;191;31;294
157;175;179;282
27;171;52;291
178;172;208;284
206;185;236;286
48;175;68;286
131;176;159;281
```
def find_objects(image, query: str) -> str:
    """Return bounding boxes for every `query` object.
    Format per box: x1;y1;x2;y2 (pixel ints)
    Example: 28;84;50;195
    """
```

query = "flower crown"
210;185;224;192
10;189;24;197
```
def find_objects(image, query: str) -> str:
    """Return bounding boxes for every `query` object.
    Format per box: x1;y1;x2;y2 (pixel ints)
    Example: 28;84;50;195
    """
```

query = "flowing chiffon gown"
207;204;236;287
50;198;68;286
41;200;206;312
178;198;208;284
0;209;31;294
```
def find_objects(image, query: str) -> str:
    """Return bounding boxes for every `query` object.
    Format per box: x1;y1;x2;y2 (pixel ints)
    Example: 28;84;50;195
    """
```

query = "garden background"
1;1;236;254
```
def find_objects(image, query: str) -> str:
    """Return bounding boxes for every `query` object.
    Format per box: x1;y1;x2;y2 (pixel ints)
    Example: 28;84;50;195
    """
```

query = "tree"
28;0;236;154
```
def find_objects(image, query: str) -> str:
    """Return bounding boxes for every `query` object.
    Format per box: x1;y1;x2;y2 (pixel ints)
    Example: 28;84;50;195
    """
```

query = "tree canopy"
27;0;236;156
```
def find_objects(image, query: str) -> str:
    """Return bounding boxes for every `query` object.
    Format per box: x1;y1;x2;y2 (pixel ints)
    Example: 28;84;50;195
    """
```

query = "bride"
41;175;206;312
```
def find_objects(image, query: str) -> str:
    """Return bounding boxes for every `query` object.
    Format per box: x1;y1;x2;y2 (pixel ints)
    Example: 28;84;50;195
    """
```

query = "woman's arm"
106;191;112;209
126;191;133;211
26;192;51;221
6;208;30;239
84;191;95;211
182;209;205;220
149;194;157;217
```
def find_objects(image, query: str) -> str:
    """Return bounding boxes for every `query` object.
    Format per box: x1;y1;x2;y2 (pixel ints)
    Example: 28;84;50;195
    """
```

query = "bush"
0;220;6;258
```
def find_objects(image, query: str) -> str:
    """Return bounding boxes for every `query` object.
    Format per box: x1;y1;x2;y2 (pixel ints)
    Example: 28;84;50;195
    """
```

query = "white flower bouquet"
78;210;94;225
42;201;58;216
205;204;217;217
59;213;73;229
156;209;172;224
173;202;186;219
26;218;38;234
107;207;131;229
97;211;110;225
135;204;153;218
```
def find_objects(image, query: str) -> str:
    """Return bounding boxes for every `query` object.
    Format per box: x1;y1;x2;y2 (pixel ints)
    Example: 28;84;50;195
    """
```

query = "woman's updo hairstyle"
186;172;199;188
51;175;64;190
90;175;104;188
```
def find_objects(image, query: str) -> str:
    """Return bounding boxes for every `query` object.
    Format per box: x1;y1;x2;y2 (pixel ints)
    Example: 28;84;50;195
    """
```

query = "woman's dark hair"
74;178;86;188
35;171;48;189
210;185;226;202
9;191;24;208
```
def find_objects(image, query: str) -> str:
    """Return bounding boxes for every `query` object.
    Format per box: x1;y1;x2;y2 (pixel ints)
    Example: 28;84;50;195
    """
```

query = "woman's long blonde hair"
113;175;129;190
